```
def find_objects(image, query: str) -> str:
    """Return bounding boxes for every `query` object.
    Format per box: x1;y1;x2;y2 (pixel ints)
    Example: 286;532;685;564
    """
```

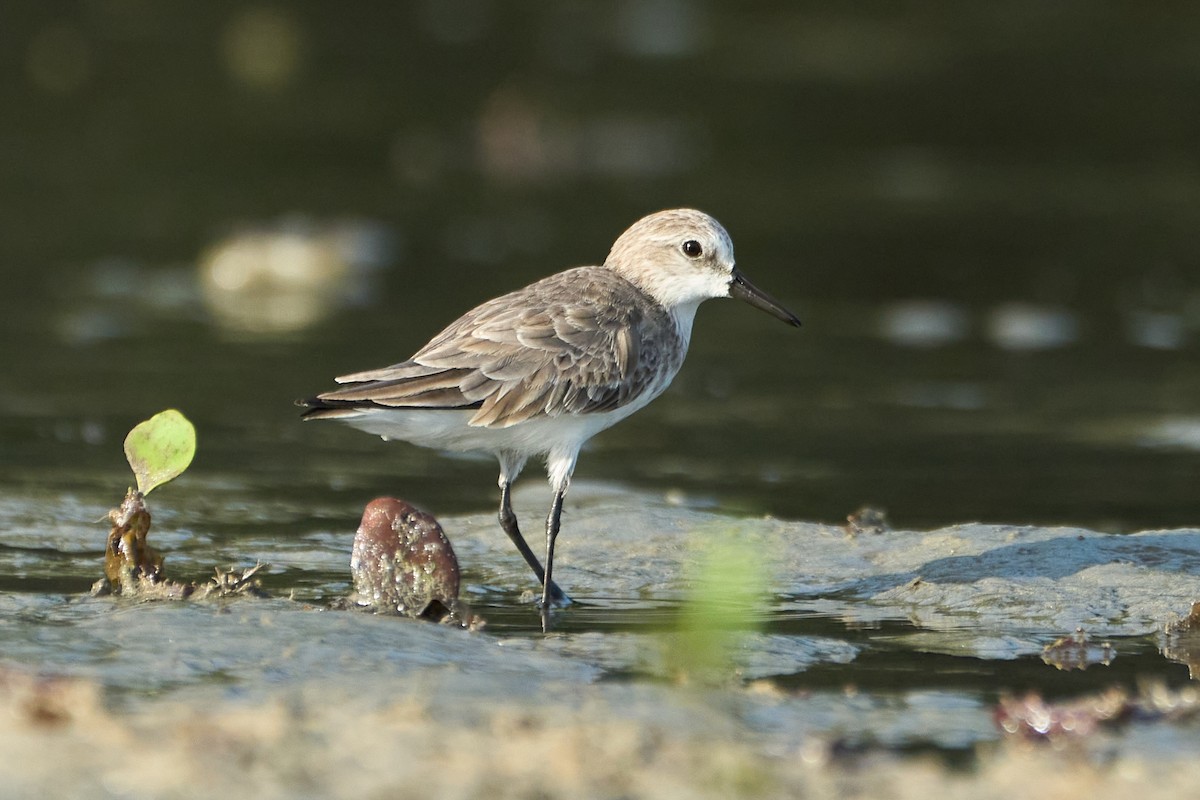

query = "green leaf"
123;409;196;495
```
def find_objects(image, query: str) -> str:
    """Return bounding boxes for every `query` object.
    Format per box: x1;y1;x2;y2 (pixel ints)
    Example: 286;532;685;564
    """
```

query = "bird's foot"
522;586;572;608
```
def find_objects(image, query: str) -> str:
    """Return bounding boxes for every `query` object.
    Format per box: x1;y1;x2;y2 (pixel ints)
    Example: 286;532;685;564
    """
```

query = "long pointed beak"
729;268;801;327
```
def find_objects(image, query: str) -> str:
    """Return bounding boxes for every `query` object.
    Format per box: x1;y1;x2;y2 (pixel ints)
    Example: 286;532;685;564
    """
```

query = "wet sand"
1;665;1190;800
5;484;1200;797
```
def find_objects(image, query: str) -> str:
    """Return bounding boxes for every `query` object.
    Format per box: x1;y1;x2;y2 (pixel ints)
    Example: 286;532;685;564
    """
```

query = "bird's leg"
540;488;566;632
498;481;567;604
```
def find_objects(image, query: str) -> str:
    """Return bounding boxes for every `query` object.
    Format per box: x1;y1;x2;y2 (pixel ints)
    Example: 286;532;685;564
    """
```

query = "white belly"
338;379;666;460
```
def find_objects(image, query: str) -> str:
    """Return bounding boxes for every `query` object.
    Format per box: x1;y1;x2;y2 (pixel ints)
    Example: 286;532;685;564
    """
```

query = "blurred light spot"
55;258;203;346
26;25;92;94
81;420;106;446
417;0;493;44
221;6;304;90
702;371;733;400
52;419;107;446
893;381;987;411
986;304;1078;351
879;300;969;348
875;149;954;203
1139;417;1200;451
615;0;705;57
87;258;143;298
477;86;561;182
477;85;699;182
56;309;128;345
1127;310;1184;350
199;218;395;335
88;258;196;311
798;737;831;767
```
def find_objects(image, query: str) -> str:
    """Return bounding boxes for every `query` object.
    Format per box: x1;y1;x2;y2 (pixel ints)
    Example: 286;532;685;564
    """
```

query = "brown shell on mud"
350;497;461;621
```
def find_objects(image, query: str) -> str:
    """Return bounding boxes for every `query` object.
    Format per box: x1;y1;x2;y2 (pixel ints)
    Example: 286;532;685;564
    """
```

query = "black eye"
681;240;703;258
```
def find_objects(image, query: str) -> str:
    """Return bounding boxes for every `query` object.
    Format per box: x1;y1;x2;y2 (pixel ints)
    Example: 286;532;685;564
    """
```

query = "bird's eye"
681;240;703;258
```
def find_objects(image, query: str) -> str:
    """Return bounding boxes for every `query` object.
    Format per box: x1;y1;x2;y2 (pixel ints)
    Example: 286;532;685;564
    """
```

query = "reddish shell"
350;497;460;618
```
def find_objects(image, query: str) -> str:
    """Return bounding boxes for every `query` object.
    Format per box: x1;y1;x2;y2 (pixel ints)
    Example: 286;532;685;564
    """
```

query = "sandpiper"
300;208;800;626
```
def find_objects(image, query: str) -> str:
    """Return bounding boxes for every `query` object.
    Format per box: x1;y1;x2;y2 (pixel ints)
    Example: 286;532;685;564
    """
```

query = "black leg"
498;481;567;603
540;488;566;632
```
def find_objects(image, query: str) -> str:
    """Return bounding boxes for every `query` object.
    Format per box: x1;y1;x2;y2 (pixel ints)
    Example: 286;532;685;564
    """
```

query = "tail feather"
297;385;484;421
297;395;369;421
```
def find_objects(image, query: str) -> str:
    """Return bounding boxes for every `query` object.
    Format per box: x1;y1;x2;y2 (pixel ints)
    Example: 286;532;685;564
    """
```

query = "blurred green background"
4;1;1200;532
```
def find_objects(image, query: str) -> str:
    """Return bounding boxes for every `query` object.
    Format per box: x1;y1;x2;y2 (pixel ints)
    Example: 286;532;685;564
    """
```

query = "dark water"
5;2;1200;531
3;1;1200;753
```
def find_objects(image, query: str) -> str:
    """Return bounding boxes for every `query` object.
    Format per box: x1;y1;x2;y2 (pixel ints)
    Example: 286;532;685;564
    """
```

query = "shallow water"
4;479;1200;757
4;1;1200;774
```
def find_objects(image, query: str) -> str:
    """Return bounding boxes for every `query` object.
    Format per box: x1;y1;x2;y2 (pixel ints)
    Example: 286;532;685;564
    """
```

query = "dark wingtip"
297;395;344;420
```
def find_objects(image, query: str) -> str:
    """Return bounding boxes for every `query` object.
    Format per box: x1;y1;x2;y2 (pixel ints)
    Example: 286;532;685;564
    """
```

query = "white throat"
668;298;703;351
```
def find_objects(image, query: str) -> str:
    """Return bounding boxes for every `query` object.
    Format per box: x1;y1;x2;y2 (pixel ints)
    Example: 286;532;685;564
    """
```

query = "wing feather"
310;267;682;429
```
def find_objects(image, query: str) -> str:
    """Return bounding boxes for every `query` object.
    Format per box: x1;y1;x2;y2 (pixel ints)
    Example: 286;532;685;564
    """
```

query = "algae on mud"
100;488;163;594
94;487;267;600
95;410;268;599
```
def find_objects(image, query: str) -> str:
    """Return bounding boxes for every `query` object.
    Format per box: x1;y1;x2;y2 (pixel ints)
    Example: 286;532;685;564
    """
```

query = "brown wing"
308;267;676;429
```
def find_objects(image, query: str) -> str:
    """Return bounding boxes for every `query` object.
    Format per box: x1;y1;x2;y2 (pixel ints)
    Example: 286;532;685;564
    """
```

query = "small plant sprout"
100;410;197;595
123;409;196;495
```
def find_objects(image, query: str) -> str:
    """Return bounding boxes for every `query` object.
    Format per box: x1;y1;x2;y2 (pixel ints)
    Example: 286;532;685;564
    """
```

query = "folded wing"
303;267;676;429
